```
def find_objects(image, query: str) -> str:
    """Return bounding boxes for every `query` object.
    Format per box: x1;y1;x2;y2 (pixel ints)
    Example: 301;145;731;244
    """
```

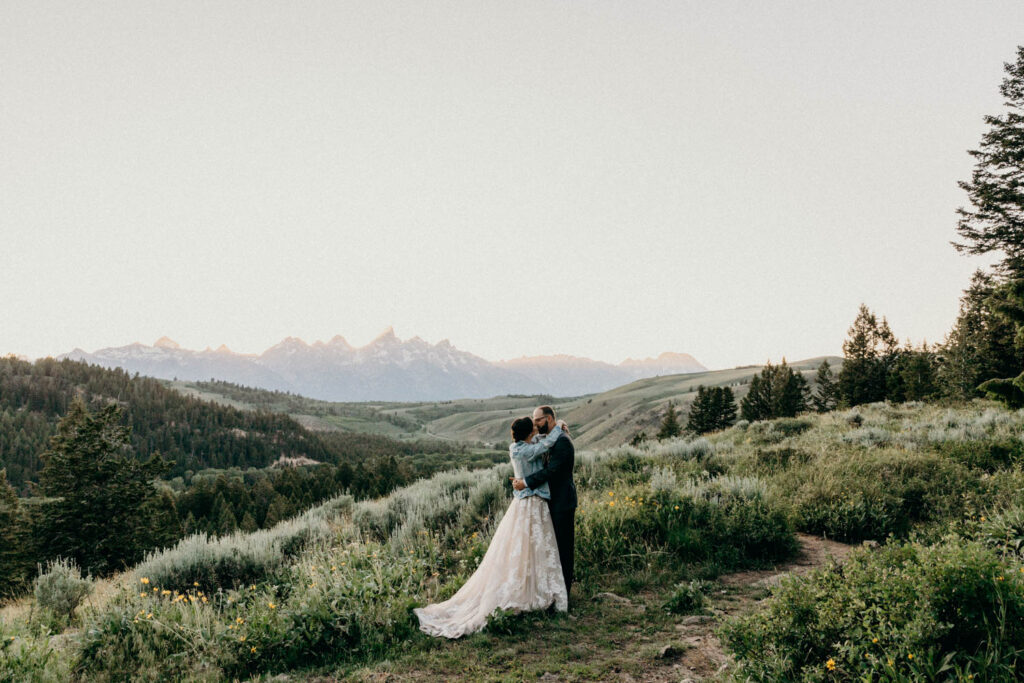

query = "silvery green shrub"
33;557;91;622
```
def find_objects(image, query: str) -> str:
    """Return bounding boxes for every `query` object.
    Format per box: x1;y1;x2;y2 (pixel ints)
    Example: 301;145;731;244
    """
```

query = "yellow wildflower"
872;637;878;644
609;501;615;507
239;635;246;642
908;653;914;660
236;617;244;624
193;581;199;587
826;658;836;671
140;577;150;585
250;646;256;653
268;602;276;609
146;613;153;619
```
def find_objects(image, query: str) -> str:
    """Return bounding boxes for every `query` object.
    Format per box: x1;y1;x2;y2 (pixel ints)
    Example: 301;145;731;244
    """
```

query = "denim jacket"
509;425;564;501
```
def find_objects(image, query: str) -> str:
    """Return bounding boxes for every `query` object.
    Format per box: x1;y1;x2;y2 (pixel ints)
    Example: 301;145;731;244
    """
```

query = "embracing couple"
414;405;577;639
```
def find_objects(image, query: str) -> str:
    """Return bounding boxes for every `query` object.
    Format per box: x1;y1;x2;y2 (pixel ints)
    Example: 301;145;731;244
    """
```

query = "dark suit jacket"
524;433;577;514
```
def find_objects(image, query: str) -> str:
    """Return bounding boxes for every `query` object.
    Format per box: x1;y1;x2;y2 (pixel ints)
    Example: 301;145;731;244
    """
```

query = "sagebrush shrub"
33;557;92;623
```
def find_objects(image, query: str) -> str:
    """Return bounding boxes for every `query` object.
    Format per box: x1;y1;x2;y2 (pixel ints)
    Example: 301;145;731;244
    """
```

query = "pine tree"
263;494;292;528
939;270;1022;398
216;505;238;537
716;387;738;430
838;305;900;406
239;511;258;533
774;359;810;417
740;373;772;422
977;279;1024;407
37;398;170;575
899;342;938;401
954;46;1024;277
741;360;808;421
811;360;839;413
0;469;28;596
657;401;682;440
687;386;737;434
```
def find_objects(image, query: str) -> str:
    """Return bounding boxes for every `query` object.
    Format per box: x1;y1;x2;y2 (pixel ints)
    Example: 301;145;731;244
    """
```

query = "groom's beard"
537;422;551;435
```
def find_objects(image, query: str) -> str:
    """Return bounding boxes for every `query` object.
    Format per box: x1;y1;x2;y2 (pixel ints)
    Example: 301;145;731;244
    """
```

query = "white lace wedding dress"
413;494;568;639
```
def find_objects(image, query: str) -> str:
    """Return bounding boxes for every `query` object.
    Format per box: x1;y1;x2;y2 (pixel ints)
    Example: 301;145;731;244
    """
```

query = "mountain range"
59;329;705;401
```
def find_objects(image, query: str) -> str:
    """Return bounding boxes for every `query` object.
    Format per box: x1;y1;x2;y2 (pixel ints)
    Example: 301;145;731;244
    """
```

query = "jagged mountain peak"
154;336;180;349
369;327;399;345
327;335;353;349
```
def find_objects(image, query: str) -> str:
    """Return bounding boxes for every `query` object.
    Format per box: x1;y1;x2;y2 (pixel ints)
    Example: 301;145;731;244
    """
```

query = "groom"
512;405;577;601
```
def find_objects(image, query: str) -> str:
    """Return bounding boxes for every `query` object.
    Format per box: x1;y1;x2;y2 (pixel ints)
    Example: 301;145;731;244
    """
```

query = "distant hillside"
0;356;458;490
57;330;705;401
173;356;843;450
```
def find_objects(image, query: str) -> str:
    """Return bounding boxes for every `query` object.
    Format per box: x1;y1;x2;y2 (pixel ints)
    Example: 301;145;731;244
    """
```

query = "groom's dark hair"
511;417;534;442
537;405;555;418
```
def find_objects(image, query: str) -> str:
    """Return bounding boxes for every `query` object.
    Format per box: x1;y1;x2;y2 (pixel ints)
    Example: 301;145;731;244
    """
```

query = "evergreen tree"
263;494;292;527
776;361;810;417
977;279;1024;407
938;270;1022;398
216;505;238;536
899;342;938;401
838;305;899;406
239;511;258;533
811;360;839;413
713;386;738;431
740;373;772;422
954;46;1024;277
741;360;808;421
37;398;170;575
686;387;715;434
656;401;682;440
687;386;737;434
0;468;29;596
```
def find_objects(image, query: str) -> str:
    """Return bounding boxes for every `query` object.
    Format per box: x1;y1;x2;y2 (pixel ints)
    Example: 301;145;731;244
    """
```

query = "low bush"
663;579;710;615
938;438;1024;472
721;539;1024;681
777;449;977;541
131;495;350;591
575;483;797;585
33;557;92;629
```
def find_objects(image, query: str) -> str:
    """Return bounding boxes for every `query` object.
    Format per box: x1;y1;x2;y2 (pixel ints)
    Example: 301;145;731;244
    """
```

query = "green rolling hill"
170;356;843;450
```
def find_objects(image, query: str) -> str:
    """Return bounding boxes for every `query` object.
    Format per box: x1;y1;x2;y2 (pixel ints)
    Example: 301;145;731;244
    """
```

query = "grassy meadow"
4;399;1024;681
169;356;843;449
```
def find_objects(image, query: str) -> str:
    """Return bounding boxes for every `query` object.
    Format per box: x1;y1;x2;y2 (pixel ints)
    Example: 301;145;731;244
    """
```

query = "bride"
413;416;569;638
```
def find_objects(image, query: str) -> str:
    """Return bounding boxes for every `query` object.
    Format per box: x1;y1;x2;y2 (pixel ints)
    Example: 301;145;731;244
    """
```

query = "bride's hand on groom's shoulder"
556;419;570;435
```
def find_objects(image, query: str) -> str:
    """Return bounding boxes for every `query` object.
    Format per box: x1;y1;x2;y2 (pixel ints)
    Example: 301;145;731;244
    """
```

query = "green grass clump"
662;579;710;615
721;539;1024;681
776;449;978;542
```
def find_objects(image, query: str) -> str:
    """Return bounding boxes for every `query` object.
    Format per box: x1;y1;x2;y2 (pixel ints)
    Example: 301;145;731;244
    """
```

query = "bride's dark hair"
511;416;533;442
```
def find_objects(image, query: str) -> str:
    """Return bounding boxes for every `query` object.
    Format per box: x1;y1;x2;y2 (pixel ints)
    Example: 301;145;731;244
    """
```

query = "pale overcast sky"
2;2;1021;369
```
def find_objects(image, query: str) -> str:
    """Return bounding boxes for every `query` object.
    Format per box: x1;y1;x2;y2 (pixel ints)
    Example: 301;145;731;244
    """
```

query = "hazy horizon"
3;2;1022;369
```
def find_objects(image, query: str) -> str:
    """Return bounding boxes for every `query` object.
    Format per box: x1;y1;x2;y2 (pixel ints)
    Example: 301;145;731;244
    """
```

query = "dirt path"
667;533;855;682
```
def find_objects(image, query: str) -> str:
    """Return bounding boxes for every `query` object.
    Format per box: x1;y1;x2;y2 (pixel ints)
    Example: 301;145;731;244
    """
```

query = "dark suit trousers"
550;508;575;598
